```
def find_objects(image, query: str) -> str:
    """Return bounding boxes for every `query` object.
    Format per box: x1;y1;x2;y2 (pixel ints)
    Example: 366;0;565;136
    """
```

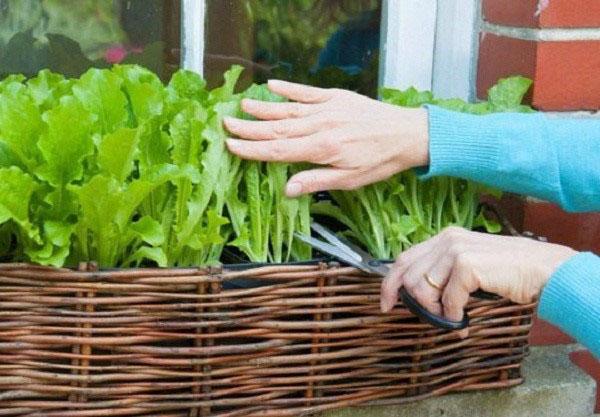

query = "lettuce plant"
0;64;530;267
226;84;312;263
0;64;311;267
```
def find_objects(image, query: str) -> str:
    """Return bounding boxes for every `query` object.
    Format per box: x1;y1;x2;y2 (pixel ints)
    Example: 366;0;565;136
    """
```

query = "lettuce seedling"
0;66;531;267
226;84;312;263
0;65;312;267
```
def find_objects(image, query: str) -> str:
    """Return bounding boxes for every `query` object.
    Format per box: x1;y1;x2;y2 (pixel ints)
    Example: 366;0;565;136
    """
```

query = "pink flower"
105;45;128;64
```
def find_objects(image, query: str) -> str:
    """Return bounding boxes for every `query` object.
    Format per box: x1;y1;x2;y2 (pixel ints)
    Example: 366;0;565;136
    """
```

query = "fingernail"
267;79;284;89
226;138;241;151
285;182;303;197
241;98;255;109
224;117;238;126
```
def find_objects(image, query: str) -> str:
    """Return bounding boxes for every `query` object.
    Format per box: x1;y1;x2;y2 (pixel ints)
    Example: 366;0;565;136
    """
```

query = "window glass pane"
0;0;180;81
205;0;382;97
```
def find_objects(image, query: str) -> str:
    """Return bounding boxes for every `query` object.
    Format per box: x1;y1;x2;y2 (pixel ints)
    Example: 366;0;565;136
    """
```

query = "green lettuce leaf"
130;216;165;247
167;69;208;103
72;68;128;133
113;64;165;124
27;69;72;111
488;76;533;111
0;81;43;170
35;95;94;187
98;127;139;182
0;166;39;241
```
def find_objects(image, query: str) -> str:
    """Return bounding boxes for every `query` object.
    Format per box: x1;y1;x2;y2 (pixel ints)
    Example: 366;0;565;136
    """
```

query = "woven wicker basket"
0;261;535;417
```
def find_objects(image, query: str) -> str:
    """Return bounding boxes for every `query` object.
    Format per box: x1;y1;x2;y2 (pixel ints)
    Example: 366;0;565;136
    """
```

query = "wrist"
413;107;430;167
541;244;579;285
395;107;430;168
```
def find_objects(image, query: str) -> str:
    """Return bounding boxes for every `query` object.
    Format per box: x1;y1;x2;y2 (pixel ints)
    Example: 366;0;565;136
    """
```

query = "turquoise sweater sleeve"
538;252;600;358
422;106;600;212
422;106;600;358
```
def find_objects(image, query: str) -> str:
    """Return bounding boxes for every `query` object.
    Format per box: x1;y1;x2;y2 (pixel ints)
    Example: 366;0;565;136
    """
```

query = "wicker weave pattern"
0;262;534;417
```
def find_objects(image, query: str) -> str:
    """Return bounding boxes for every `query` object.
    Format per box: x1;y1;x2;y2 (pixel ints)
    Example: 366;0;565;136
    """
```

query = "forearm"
539;252;600;359
420;106;600;212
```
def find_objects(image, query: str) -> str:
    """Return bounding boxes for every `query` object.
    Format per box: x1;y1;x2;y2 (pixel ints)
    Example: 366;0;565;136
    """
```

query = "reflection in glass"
0;0;180;81
205;0;382;97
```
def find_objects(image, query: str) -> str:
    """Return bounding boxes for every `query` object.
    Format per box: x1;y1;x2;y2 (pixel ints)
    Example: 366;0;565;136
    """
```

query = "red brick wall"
479;0;600;111
476;2;600;411
482;0;600;28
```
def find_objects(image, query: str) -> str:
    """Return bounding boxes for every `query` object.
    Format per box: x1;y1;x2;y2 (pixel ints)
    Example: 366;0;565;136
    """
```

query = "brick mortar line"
483;21;600;41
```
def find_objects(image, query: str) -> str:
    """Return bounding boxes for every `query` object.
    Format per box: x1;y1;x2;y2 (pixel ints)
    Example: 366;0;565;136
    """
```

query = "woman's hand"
380;227;577;324
224;80;429;197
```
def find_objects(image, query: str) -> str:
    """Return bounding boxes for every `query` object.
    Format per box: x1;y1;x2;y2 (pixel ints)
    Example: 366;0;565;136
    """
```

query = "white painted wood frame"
432;0;480;100
181;0;205;75
381;0;479;99
379;0;438;91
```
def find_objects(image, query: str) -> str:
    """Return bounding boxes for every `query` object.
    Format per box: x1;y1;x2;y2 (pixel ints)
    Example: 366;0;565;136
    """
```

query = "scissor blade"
294;232;369;272
310;223;362;264
330;230;391;276
335;232;375;262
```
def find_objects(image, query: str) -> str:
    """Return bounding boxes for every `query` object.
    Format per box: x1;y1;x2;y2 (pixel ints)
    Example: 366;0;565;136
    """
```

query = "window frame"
181;0;205;74
379;0;437;92
432;0;479;100
180;0;477;99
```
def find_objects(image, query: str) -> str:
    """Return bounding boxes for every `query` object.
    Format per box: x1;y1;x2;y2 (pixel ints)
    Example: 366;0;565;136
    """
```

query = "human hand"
380;227;577;324
224;80;429;197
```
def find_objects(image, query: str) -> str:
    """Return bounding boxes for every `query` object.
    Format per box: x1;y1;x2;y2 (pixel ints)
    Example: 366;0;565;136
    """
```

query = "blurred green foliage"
206;0;381;96
0;0;125;59
243;0;379;61
247;0;380;95
0;0;173;81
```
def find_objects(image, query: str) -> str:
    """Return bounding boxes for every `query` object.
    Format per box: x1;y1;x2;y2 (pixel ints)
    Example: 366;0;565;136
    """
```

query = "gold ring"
424;273;443;291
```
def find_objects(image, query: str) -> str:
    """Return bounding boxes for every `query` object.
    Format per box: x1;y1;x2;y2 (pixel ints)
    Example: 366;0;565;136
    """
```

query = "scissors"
295;222;498;330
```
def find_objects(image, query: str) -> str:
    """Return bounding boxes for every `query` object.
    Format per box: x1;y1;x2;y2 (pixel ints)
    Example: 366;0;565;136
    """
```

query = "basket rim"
0;258;395;272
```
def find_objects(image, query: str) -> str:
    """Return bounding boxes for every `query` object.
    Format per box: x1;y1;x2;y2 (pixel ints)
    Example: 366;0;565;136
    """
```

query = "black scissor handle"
399;288;468;330
399;288;500;330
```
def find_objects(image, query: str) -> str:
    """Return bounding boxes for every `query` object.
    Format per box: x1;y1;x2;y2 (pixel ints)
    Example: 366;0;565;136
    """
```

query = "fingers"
380;230;462;319
285;161;400;197
226;135;325;163
400;255;455;318
381;262;406;313
267;79;333;103
241;99;319;120
403;266;443;317
441;257;479;322
285;168;354;197
227;127;345;165
224;115;328;141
